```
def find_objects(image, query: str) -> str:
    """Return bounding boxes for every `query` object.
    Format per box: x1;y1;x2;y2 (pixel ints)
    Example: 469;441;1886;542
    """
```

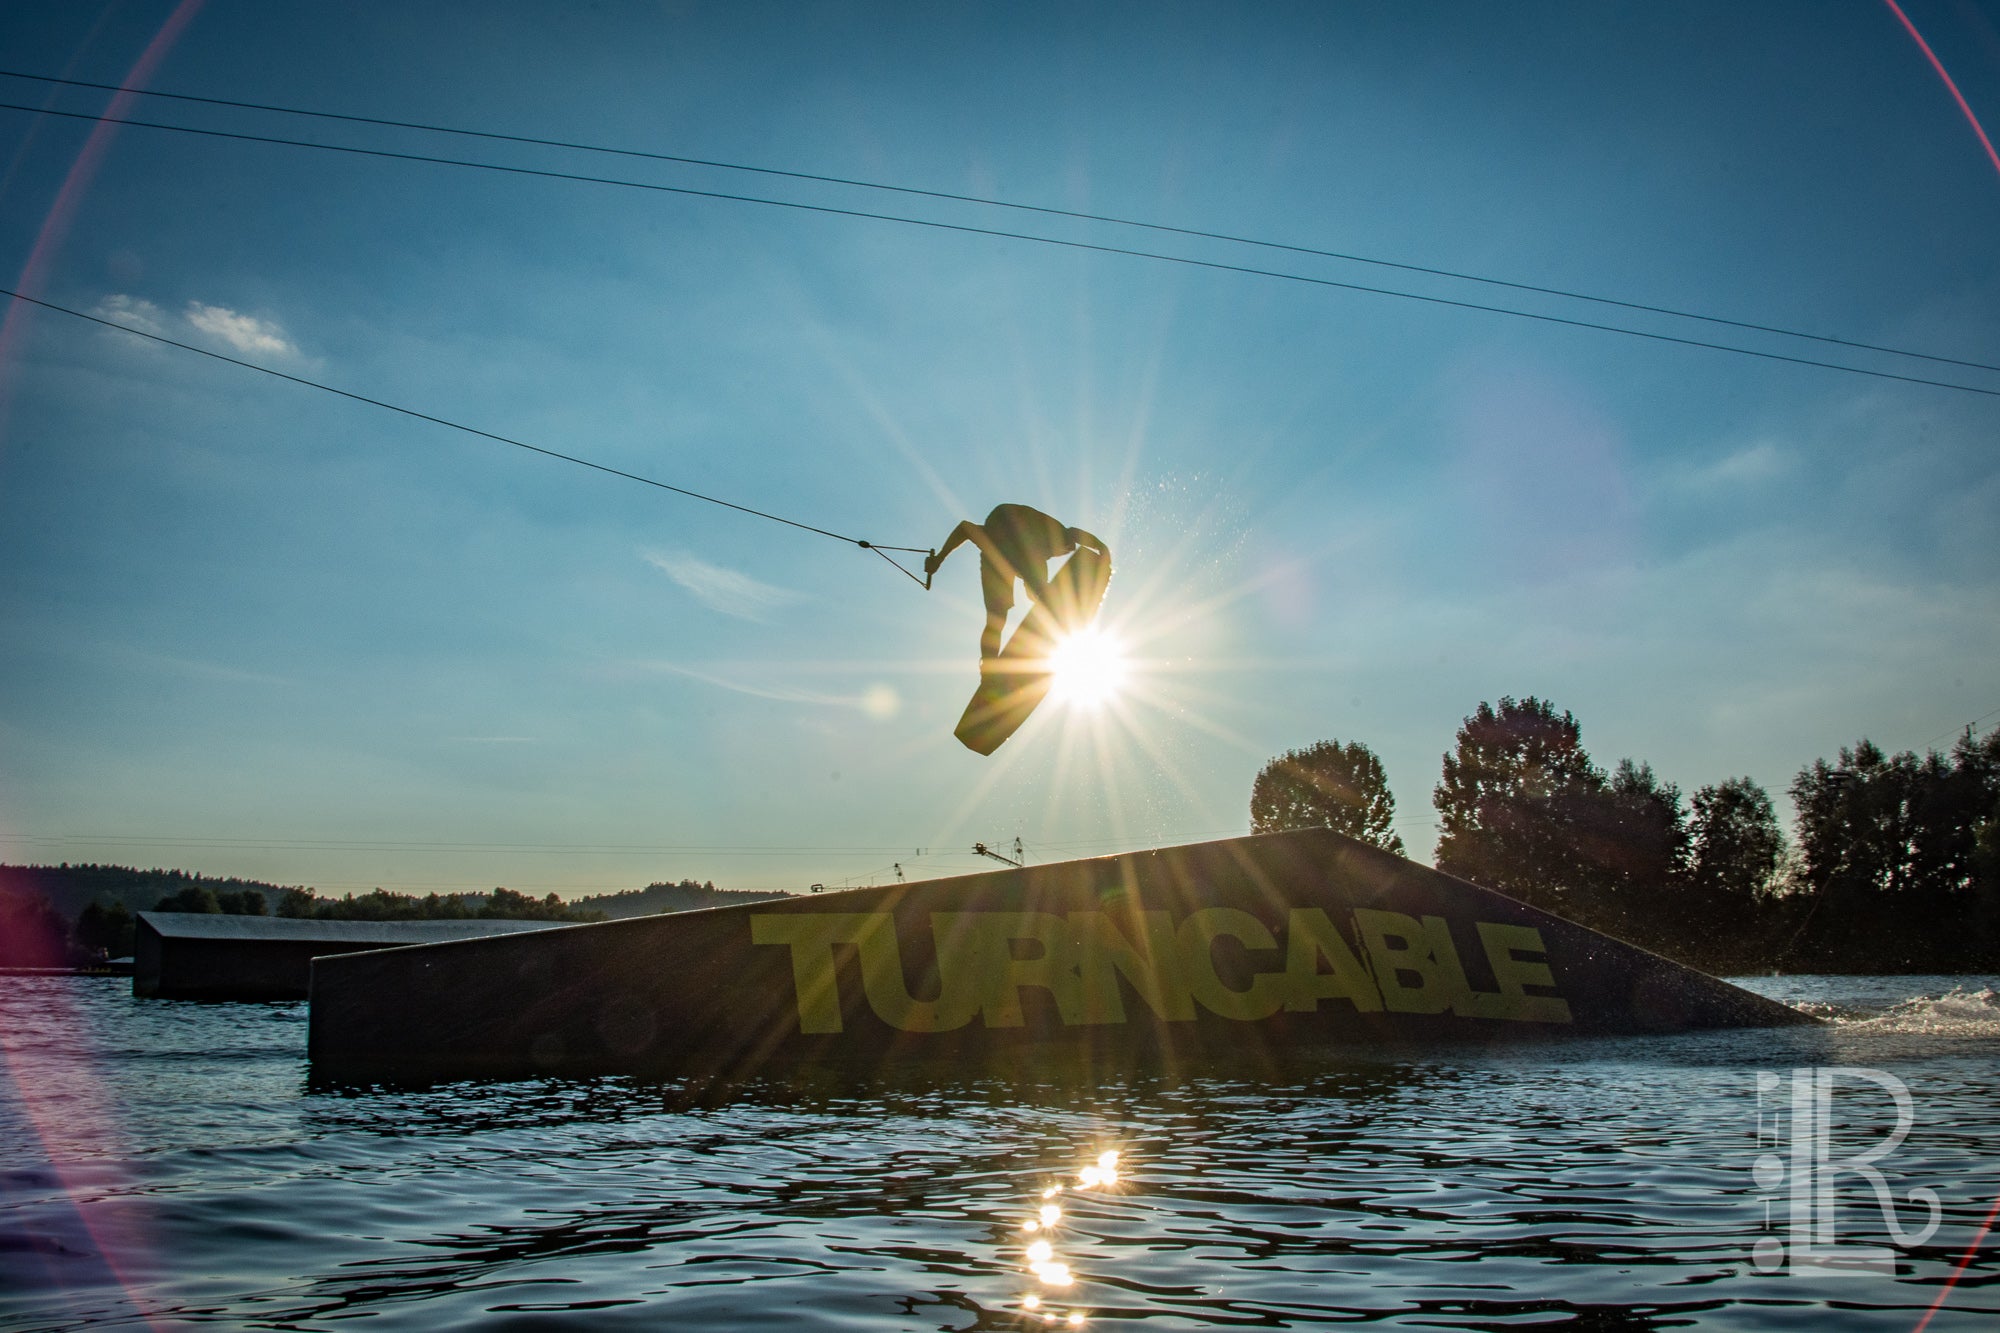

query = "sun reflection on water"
1004;1146;1126;1325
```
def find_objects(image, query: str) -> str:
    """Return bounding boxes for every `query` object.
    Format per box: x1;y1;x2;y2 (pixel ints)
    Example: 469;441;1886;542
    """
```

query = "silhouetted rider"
924;503;1109;659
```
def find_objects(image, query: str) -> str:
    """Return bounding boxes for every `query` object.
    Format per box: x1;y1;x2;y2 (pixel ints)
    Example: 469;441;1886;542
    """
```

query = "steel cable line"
4;66;1996;377
1920;703;2000;752
0;833;921;850
3;99;1998;401
0;286;933;562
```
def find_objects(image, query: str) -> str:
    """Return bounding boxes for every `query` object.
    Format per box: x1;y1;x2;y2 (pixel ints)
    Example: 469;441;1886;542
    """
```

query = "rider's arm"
1066;527;1107;555
925;521;985;576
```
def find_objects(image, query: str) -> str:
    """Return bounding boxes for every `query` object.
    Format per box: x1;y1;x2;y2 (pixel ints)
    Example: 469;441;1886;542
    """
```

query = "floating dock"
307;829;1813;1077
136;912;563;1000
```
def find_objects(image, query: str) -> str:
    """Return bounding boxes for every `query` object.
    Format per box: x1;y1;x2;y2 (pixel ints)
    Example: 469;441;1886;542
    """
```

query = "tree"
1786;732;2000;969
1571;759;1689;934
1975;794;2000;952
75;900;136;957
1686;776;1785;907
1433;696;1603;909
154;885;223;914
1793;741;1921;901
152;885;265;915
275;887;319;918
0;891;70;967
482;887;604;922
1250;739;1404;854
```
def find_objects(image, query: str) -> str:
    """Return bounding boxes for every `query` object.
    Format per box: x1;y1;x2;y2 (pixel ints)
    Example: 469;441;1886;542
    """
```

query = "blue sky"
2;0;1997;896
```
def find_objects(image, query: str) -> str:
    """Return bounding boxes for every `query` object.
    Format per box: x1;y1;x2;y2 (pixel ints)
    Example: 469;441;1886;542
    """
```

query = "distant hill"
568;879;790;918
0;863;293;922
1;864;791;969
1;864;791;927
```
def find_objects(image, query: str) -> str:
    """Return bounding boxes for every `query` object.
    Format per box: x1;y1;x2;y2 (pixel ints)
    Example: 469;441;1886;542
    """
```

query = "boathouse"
135;912;565;1000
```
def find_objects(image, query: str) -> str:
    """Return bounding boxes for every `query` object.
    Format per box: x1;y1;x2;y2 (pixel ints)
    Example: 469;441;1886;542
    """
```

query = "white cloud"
184;301;300;360
643;550;798;621
1683;440;1788;490
90;293;168;337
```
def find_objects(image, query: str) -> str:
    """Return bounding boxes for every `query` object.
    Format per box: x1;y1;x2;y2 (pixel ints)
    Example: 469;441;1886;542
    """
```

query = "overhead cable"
3;103;1998;400
0;286;930;556
2;67;1994;377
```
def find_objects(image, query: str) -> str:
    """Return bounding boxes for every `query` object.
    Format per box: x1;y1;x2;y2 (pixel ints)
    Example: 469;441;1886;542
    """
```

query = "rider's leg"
978;558;1015;659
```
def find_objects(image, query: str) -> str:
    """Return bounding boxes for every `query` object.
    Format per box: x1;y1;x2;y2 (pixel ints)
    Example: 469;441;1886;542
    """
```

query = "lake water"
2;973;1996;1330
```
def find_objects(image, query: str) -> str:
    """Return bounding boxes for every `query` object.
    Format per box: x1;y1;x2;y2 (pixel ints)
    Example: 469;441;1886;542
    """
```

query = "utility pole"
973;841;1023;868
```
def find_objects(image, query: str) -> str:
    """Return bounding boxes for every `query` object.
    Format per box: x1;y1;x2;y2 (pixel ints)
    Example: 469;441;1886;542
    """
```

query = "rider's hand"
923;550;942;577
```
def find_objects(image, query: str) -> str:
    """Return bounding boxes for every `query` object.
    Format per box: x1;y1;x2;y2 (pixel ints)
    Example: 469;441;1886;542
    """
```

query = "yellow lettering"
1178;907;1286;1021
755;909;1571;1036
750;913;875;1034
1473;922;1573;1024
752;912;979;1034
855;917;979;1032
934;912;1078;1028
1281;908;1383;1013
1353;909;1474;1014
1070;910;1195;1023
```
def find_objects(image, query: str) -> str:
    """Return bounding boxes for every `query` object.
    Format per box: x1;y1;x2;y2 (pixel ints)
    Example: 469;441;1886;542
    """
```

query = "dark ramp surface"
308;829;1811;1080
138;912;561;1000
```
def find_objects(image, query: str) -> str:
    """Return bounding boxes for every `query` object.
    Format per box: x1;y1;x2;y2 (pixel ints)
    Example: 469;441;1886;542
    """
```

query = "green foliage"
156;886;218;913
1250;739;1404;855
1429;700;1789;967
75;900;136;957
1421;694;1997;970
1687;777;1786;906
275;887;320;918
0;863;289;921
1432;696;1605;910
0;891;71;967
481;887;600;921
274;885;602;923
1781;729;2000;969
1570;759;1688;934
153;886;269;915
565;879;785;919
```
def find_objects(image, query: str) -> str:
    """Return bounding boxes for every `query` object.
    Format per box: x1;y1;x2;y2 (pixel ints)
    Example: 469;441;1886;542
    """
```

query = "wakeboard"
954;545;1112;754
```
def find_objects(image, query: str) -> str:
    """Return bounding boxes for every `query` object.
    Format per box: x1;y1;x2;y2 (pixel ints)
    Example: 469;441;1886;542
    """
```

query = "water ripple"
2;974;1997;1329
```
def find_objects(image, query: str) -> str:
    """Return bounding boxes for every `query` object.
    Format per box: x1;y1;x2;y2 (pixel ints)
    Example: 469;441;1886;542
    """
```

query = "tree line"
1252;697;2000;973
0;867;783;969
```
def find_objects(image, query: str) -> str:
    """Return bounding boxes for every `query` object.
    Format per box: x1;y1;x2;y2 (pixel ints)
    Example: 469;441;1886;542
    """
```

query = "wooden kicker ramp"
307;828;1815;1080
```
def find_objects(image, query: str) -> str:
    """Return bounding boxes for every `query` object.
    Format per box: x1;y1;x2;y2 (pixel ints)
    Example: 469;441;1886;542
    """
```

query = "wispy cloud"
91;293;306;364
1683;441;1788;490
643;549;799;621
640;661;900;718
124;649;295;688
184;301;300;360
90;294;168;337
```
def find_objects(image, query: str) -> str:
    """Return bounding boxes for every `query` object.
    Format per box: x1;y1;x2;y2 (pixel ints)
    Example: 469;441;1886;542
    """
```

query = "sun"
1046;626;1129;709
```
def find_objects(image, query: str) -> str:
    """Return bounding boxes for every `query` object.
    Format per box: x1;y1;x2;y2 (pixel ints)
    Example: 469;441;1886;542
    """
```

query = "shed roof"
136;912;569;944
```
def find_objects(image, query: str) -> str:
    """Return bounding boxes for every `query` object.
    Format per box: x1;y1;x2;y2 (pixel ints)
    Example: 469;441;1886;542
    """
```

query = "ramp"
137;912;564;999
307;828;1814;1078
